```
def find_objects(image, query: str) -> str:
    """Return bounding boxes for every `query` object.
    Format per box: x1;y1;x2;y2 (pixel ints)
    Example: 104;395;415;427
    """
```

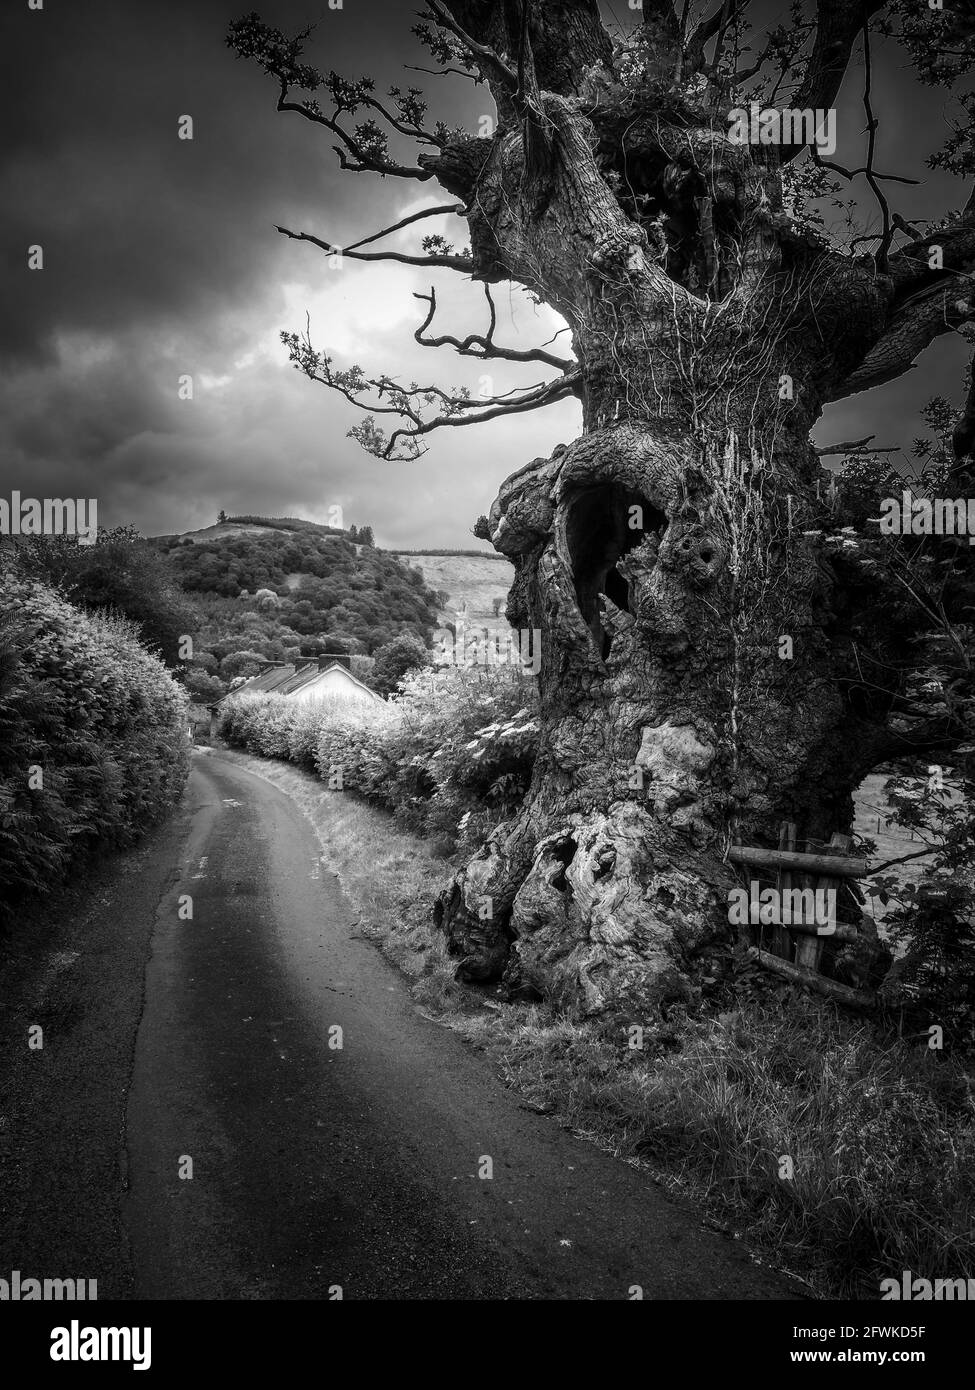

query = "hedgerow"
219;664;538;852
0;574;190;909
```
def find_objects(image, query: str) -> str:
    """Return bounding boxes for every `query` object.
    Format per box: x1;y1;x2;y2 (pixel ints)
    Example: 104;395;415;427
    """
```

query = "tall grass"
460;999;975;1297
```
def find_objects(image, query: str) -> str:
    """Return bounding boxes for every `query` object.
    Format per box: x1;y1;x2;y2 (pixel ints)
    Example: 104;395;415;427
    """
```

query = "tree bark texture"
417;2;970;1016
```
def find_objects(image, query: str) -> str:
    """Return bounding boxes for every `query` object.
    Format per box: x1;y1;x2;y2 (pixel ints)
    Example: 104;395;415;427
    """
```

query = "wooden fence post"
793;831;852;973
772;821;796;960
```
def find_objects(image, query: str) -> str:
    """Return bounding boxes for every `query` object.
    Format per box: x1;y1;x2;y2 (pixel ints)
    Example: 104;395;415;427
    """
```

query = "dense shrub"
183;670;225;703
154;519;439;654
220;649;267;679
368;632;431;696
0;574;190;910
868;767;975;1038
390;666;537;846
349;654;375;682
219;664;538;851
13;526;198;667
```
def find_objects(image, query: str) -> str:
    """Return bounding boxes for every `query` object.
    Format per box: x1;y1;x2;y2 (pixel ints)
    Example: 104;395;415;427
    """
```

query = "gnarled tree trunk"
232;1;975;1017
428;3;933;1016
437;401;886;1015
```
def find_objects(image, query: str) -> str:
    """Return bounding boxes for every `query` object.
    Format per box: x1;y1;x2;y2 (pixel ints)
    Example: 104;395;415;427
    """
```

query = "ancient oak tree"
229;1;975;1017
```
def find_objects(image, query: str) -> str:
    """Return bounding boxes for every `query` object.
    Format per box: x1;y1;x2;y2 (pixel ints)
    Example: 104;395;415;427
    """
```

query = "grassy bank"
222;749;975;1302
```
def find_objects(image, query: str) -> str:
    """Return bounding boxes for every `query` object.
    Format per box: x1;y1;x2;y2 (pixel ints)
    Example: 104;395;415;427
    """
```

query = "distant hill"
166;515;350;544
155;515;346;549
150;519;440;678
391;551;513;640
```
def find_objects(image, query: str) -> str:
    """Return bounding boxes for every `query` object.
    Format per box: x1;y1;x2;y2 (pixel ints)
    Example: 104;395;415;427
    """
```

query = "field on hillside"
393;552;514;641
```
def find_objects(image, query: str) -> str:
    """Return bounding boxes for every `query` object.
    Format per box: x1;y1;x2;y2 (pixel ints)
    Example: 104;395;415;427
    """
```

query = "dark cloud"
1;0;363;363
0;1;970;547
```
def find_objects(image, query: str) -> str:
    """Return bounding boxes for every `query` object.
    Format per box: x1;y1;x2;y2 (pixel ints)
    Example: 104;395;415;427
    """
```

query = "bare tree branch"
275;223;474;273
282;314;580;461
869;846;940;875
816;436;897;455
780;0;887;164
829;280;975;400
405;63;481;83
952;354;975;460
423;0;519;97
859;21;894;269
811;147;920;188
875;711;973;762
887;216;975;298
694;0;745;47
379;371;581;459
825;206;975;399
413;284;574;369
435;0;612;100
345;203;465;253
733;38;776;84
272;84;435;180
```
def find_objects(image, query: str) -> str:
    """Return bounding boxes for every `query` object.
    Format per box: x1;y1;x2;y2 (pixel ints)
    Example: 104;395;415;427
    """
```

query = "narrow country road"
2;749;801;1301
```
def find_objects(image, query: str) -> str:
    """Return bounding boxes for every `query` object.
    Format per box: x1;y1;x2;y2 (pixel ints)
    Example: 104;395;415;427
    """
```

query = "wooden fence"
728;822;878;1008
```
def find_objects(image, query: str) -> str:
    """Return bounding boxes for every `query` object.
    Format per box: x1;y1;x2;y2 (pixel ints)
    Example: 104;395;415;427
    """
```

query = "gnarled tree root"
437;800;733;1018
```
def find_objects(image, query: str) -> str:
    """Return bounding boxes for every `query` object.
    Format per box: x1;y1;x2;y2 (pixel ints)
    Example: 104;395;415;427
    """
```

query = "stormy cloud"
0;0;968;545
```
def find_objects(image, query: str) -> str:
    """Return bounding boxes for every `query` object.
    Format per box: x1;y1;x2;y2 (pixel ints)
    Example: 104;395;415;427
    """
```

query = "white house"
282;660;382;707
208;657;381;735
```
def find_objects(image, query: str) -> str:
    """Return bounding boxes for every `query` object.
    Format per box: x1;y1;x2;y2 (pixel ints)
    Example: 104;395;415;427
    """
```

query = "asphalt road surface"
0;749;800;1301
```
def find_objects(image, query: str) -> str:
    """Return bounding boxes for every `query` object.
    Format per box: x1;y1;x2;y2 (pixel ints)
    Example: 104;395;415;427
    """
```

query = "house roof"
278;662;381;701
213;663;296;707
315;662;380;699
241;663;298;695
212;658;381;710
274;663;324;696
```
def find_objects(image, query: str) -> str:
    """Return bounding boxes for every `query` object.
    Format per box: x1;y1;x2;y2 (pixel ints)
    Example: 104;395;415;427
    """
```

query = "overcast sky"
0;0;969;547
